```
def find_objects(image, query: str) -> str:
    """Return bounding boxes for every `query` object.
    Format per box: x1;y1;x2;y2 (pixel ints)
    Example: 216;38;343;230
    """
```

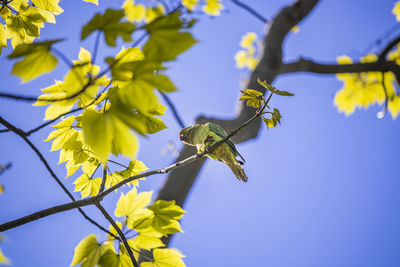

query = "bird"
178;122;248;182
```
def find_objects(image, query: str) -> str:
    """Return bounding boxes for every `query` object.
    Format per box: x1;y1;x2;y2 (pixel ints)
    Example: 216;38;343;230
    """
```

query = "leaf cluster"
71;188;186;267
240;78;293;128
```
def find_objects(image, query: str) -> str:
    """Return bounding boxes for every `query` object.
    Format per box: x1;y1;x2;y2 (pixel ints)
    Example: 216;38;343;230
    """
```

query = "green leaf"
45;116;77;151
31;0;64;14
0;24;7;55
143;11;197;61
133;227;164;250
257;78;294;96
98;249;132;267
140;248;185;267
262;117;276;128
71;234;111;267
81;109;139;164
0;247;11;265
148;200;185;235
73;173;102;198
6;7;46;42
114;188;154;230
81;9;135;46
8;40;61;82
240;88;264;108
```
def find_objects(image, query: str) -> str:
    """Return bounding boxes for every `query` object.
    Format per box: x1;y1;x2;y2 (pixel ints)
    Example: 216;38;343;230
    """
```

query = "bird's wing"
207;123;246;163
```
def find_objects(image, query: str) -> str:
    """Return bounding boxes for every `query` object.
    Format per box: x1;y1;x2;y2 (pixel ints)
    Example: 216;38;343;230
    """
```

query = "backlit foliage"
2;0;198;265
240;79;293;128
71;188;185;267
234;32;260;70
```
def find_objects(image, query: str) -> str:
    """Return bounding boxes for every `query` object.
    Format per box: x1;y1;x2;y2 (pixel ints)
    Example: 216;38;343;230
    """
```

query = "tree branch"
230;0;268;23
279;58;400;75
0;115;116;238
155;0;320;248
95;204;139;267
158;90;186;128
0;197;98;231
378;34;400;62
0;92;271;232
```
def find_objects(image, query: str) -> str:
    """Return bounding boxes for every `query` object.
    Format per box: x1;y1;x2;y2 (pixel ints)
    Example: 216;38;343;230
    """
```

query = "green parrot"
178;122;248;182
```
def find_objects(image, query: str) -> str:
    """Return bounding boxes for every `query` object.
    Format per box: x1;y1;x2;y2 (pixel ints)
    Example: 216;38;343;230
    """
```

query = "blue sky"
1;0;400;266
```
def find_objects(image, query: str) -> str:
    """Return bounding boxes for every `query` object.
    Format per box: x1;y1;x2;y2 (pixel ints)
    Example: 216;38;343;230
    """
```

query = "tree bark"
155;0;320;247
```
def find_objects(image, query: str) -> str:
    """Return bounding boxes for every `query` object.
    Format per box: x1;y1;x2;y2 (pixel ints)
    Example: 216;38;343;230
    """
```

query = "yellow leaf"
291;25;300;33
0;247;11;265
393;1;400;21
202;0;223;16
73;173;102;198
114;188;154;229
388;96;400;119
45;116;77;151
234;50;248;68
0;24;7;55
239;32;257;49
133;227;164;250
123;0;146;23
31;0;64;14
83;0;98;5
145;5;165;23
182;0;198;11
140;248;185;267
71;234;111;267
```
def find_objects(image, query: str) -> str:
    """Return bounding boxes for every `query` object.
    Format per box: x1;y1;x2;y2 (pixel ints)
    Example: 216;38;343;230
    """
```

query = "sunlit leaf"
8;39;61;82
81;9;135;46
98;249;132;267
73;173;102;198
114;188;154;230
140;248;185;267
133;227;164;250
202;0;223;16
31;0;63;14
143;11;197;61
71;234;112;267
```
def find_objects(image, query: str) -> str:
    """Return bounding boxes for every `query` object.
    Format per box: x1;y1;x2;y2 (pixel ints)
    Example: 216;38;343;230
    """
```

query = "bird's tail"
226;160;248;182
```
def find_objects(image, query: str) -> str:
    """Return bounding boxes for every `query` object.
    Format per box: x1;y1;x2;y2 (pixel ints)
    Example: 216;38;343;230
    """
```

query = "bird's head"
178;127;191;143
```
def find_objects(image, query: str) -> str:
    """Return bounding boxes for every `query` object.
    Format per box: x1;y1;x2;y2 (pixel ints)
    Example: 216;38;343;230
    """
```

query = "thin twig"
25;107;82;136
95;204;139;267
158;90;185;128
0;115;117;238
378;34;400;62
230;0;268;23
92;30;102;65
0;90;273;231
99;166;107;194
108;159;129;169
0;162;12;176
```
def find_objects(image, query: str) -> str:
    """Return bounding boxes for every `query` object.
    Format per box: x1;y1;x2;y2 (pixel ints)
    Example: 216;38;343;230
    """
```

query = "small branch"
108;159;129;169
0;197;98;231
0;162;12;176
0;115;116;238
51;47;74;69
92;30;102;65
279;58;400;75
25;107;82;136
98;166;107;194
378;35;400;62
95;204;139;267
0;129;10;133
158;90;185;128
0;92;38;102
0;90;269;231
230;0;268;23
